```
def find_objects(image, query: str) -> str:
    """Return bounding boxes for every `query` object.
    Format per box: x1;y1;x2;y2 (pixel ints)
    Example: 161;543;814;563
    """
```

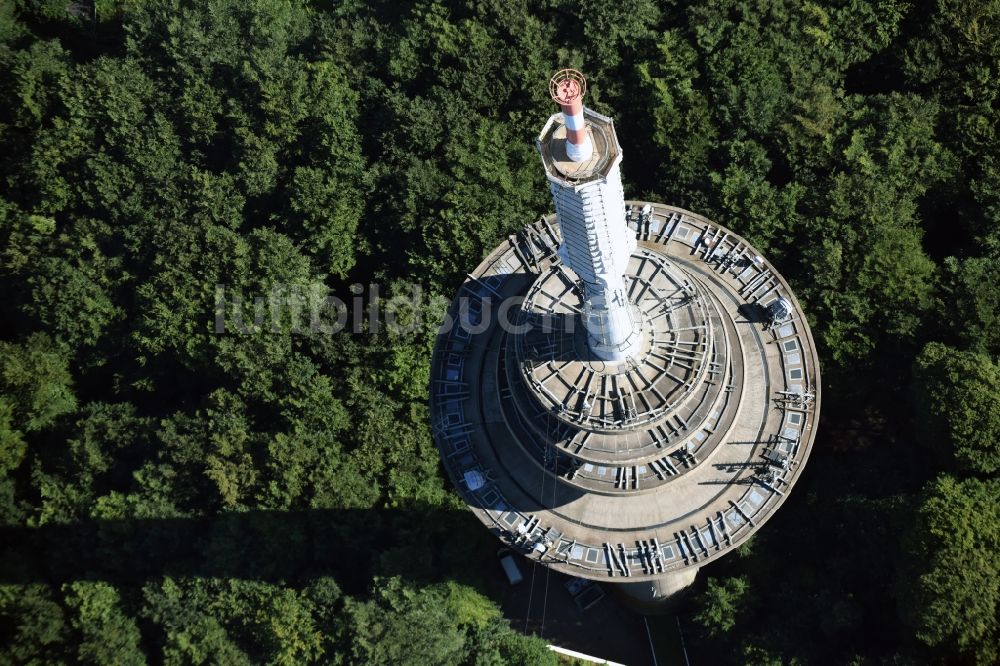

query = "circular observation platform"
430;203;821;582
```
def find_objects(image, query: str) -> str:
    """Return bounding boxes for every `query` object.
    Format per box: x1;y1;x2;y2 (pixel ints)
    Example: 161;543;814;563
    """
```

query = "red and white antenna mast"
549;69;593;162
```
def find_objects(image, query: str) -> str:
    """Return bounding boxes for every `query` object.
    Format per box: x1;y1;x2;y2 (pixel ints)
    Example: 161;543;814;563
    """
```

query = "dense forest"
0;0;998;663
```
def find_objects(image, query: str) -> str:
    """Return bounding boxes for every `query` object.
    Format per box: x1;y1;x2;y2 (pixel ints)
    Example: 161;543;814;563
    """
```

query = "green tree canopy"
0;332;76;434
899;475;1000;664
912;342;1000;475
692;576;752;637
64;581;145;666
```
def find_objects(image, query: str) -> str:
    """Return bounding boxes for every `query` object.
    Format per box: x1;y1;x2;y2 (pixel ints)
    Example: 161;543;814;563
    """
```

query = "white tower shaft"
537;114;642;361
548;157;641;361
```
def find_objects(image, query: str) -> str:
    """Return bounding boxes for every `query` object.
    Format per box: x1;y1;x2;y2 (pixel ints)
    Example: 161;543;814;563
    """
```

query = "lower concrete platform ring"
430;202;821;582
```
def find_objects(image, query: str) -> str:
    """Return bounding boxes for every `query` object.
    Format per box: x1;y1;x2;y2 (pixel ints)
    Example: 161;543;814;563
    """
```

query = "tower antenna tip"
549;69;587;105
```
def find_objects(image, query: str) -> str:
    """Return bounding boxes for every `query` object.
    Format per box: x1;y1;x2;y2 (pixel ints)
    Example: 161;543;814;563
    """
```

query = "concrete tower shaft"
538;70;642;361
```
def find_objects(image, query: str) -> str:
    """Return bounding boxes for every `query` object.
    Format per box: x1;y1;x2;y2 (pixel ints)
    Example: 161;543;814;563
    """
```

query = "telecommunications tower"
430;70;820;609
